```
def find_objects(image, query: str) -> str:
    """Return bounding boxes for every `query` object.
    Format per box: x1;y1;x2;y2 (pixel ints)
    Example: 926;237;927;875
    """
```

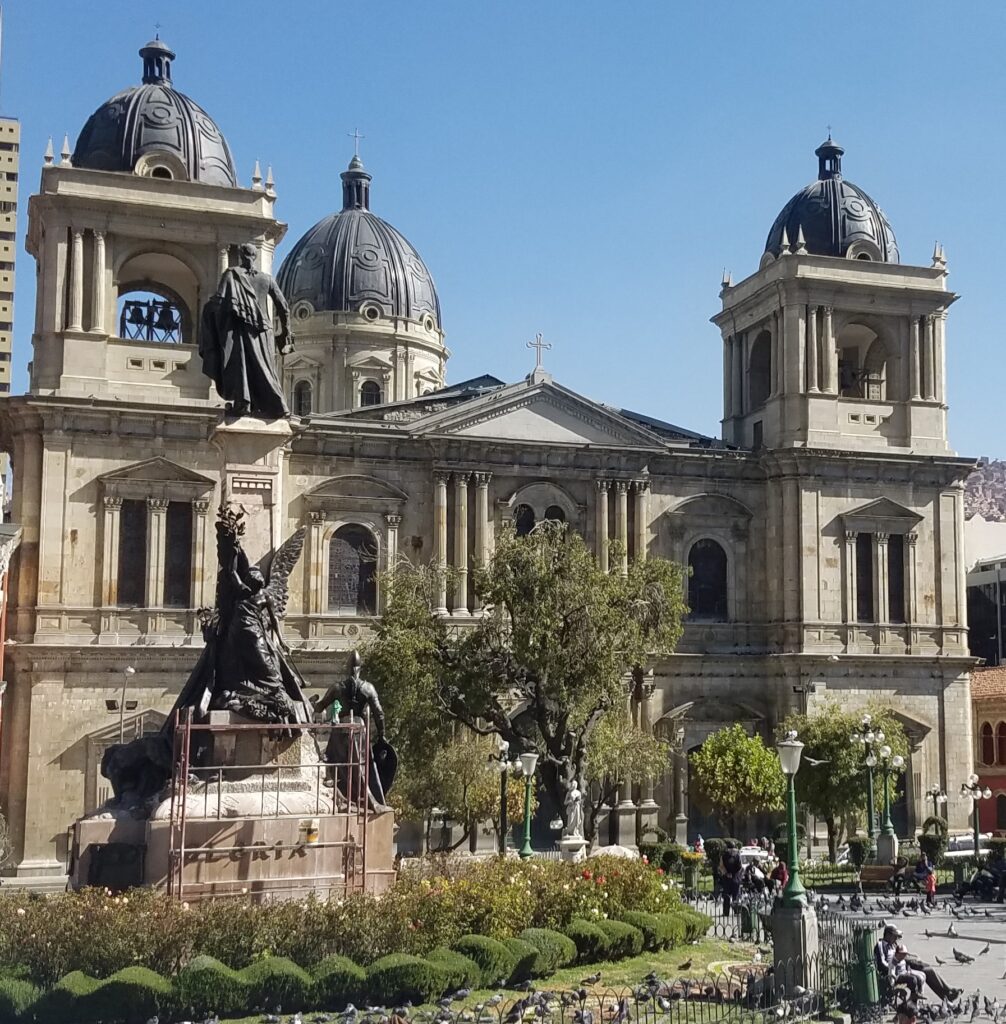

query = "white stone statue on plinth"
564;778;584;838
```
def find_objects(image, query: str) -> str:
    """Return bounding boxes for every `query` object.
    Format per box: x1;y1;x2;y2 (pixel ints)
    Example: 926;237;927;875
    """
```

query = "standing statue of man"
200;242;293;419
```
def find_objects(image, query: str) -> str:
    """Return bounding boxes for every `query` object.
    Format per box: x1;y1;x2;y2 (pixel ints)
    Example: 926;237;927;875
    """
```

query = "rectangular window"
856;532;874;622
888;534;905;623
752;420;763;449
163;502;193;607
117;499;147;606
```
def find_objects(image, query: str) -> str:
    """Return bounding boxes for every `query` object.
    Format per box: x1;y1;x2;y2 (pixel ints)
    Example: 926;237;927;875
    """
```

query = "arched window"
862;338;889;401
292;380;313;417
997;723;1006;766
748;331;772;409
687;539;728;621
543;505;566;524
359;380;382;407
514;504;536;537
327;524;378;615
982;722;996;766
998;794;1006;831
117;289;184;343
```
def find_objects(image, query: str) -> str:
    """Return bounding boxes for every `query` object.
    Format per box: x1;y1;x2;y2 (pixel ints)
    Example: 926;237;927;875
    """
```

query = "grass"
216;939;755;1024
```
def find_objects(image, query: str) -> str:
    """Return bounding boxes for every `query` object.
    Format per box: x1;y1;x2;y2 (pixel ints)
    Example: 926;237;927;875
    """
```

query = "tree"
364;520;687;833
584;706;670;841
780;703;910;861
688;724;785;834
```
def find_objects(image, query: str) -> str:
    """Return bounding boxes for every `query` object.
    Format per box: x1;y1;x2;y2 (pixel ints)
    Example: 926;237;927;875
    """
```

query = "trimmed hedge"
518;928;577;975
451;935;516;988
0;976;41;1022
86;966;176;1024
671;907;712;942
501;938;539;984
593;920;644;959
617;911;667;951
312;954;366;1010
36;971;102;1024
564;920;612;963
424;948;482;991
241;957;313;1013
175;955;250;1017
365;954;446;1005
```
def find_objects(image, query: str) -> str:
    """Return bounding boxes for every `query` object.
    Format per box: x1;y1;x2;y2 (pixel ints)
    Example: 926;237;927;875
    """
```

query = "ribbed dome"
71;38;237;187
764;138;899;263
277;156;441;328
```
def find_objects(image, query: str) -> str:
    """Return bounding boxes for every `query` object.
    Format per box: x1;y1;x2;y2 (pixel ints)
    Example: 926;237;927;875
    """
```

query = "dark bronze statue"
315;650;397;810
200;242;292;419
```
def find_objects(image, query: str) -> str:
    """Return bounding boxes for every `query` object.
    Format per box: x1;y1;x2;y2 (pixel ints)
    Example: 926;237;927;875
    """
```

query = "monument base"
876;832;899;866
772;903;820;994
559;835;588;863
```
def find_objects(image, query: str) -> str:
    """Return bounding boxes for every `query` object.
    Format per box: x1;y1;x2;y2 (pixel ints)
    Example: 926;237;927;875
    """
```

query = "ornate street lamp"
850;714;881;841
961;774;993;859
927;783;948;820
489;737;511;856
877;746;905;838
776;731;806;907
518;751;539;860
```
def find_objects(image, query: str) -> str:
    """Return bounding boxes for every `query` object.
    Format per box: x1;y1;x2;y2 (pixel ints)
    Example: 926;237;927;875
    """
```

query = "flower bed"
0;856;708;1022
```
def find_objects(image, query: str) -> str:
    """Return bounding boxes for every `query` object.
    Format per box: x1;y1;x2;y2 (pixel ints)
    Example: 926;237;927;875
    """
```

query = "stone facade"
0;46;979;877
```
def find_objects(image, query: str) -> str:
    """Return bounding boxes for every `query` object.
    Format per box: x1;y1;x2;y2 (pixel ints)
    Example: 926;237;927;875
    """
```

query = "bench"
858;864;896;890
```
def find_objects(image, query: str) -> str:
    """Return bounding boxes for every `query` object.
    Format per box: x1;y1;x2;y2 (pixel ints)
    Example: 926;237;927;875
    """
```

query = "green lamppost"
961;774;992;859
927;783;947;820
518;751;539;860
776;731;806;907
850;715;881;842
877;745;905;837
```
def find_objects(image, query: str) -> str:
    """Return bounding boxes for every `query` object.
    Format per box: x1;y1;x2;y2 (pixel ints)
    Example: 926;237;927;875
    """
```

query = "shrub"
846;837;874;868
593;920;643;959
365;954;447;1005
424;948;481;991
617;911;666;950
0;976;41;1022
563;920;611;963
87;966;176;1024
518;928;577;974
502;938;539;984
451;935;516;988
669;908;711;942
311;955;366;1010
241;957;313;1013
652;912;687;948
175;955;250;1017
36;971;102;1024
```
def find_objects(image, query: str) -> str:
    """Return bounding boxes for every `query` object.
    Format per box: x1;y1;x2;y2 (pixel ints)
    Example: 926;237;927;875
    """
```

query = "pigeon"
452;990;472;1002
678;959;692;971
979;943;991;956
803;757;830;766
953;948;975;964
580;973;602;986
263;1017;280;1024
935;955;947;965
145;1017;159;1024
948;922;959;937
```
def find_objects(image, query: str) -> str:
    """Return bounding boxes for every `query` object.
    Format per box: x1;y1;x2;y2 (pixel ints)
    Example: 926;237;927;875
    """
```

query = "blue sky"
4;1;1004;457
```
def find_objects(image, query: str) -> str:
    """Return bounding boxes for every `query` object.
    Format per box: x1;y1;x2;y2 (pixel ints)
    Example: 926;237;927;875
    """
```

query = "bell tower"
712;140;955;454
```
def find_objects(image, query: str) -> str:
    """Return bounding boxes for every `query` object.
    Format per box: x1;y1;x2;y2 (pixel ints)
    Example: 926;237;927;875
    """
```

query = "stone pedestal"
876;832;899;866
637;799;659;841
771;903;820;993
211;417;294;561
614;801;638;850
674;813;688;846
559;835;588;863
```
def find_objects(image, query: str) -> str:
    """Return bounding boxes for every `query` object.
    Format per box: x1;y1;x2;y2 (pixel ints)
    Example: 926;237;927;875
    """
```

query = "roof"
966;459;1006;522
972;666;1006;701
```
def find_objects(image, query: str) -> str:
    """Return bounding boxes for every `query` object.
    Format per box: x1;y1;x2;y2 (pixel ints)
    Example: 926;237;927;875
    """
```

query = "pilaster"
614;482;628;577
453;473;470;616
595;480;610;573
145;498;169;608
434;472;449;615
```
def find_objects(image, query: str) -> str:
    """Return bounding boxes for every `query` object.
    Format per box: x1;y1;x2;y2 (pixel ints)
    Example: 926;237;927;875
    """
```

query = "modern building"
971;666;1006;834
0;38;978;879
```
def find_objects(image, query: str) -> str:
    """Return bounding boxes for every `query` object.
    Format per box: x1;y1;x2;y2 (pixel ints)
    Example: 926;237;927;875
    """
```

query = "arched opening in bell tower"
115;250;198;344
748;330;772;409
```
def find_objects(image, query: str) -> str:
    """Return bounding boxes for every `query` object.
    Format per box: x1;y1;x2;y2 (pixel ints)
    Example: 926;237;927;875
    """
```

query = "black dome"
277;157;441;328
764;138;899;263
71;39;237;187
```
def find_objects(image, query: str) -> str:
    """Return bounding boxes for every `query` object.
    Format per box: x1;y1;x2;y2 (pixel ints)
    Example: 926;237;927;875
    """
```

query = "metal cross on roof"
347;128;365;157
527;332;551;371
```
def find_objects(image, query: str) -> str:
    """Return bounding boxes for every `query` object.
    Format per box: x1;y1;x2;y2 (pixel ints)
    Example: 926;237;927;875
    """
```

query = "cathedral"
0;38;977;878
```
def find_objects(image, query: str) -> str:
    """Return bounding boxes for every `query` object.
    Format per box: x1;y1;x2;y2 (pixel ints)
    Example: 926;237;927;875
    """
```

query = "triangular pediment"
842;497;923;523
410;380;668;448
307;474;409;503
99;457;214;486
349;355;393;372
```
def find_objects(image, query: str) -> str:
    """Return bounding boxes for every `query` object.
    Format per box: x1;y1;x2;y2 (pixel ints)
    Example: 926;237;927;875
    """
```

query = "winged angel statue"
100;506;311;807
178;505;312;724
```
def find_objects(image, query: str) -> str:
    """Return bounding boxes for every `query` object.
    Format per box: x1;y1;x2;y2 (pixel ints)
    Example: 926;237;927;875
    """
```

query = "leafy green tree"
364;520;686;831
688;724;785;834
780;703;909;861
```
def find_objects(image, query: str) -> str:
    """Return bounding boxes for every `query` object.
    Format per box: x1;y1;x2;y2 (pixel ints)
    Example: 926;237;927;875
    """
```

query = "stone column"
100;496;122;606
875;532;890;624
615;482;629;576
844;530;858;624
453;473;470;616
218;245;230;278
145;498;169;608
473;472;491;613
434;472;449;615
923;315;937;400
806;305;819;393
384;513;401;613
91;230;106;333
936;311;947;405
906;531;918;625
770;310;782;397
307;511;327;615
722;337;732;419
910;316;922;400
637;680;659;835
822;306;837;394
633;481;649;562
730;337;743;418
595;480;610;572
191;500;210;609
68;229;84;331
